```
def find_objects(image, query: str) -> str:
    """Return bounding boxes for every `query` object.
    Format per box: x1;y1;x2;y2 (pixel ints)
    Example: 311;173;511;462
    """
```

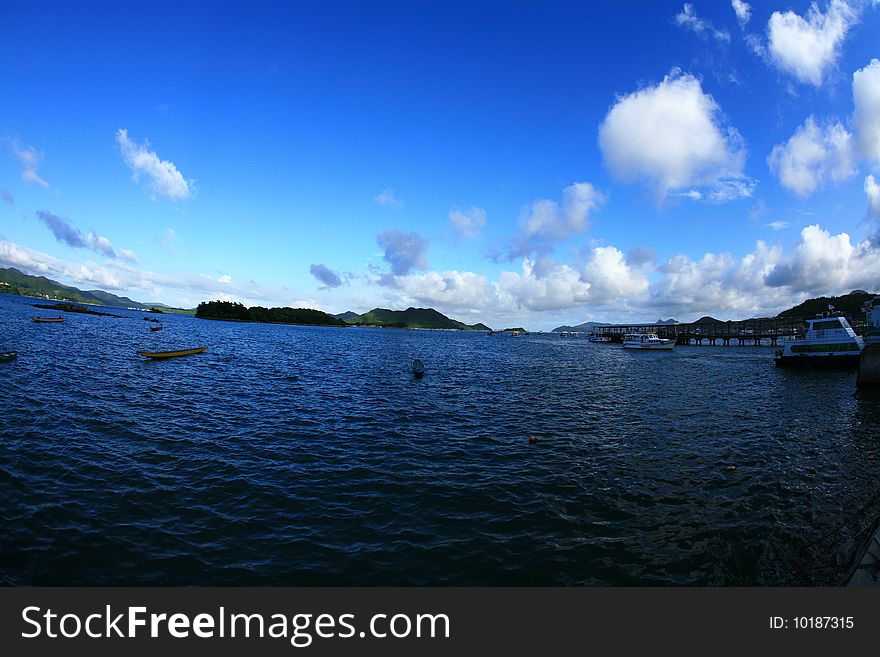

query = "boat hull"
622;343;675;350
138;347;207;359
32;317;64;323
775;354;860;368
0;351;17;362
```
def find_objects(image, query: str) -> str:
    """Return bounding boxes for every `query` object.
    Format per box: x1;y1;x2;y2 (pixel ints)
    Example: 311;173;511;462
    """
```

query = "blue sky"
2;1;880;329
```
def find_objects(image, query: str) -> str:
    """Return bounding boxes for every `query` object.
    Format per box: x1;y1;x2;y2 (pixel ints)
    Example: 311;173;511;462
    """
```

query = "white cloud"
496;260;592;312
449;207;487;240
599;70;751;202
218;274;232;284
506;182;604;258
11;141;48;188
853;58;880;163
580;246;650;303
86;233;116;258
767;0;856;86
388;270;491;314
767;116;855;196
116;129;193;201
119;249;139;263
866;175;880;218
675;4;731;43
766;221;789;230
732;0;751;27
374;188;403;208
763;224;880;293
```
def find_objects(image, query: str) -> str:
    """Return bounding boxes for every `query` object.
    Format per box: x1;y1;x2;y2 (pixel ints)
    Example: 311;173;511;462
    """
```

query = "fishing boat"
774;315;864;368
0;351;17;362
588;332;611;343
32;317;64;323
138;346;207;359
622;332;675;350
412;358;425;378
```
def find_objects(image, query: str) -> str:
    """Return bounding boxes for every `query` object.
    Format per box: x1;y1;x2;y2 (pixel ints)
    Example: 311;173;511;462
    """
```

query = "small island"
32;302;124;318
196;300;347;326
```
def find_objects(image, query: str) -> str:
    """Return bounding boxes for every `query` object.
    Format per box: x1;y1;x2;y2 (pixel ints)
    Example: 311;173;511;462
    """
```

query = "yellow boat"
138;346;207;359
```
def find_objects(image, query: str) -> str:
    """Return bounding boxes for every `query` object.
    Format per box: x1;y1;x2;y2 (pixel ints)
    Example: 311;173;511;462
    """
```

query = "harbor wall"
858;345;880;387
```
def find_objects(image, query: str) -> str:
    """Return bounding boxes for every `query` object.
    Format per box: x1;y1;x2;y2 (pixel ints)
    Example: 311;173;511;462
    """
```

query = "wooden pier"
585;317;813;346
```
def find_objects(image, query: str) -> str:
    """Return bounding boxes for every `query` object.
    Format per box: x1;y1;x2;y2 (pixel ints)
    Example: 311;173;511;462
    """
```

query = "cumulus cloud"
496;259;591;312
11;141;48;188
116;129;193;201
310;263;344;289
599;70;751;203
763;224;880;293
506;182;604;258
853;59;880;163
675;3;731;43
767;0;856;86
374;188;403;208
449;207;487;240
580;246;650;303
769;60;880;196
767;117;855;196
731;0;751;27
866;175;880;218
1;189;13;206
386;270;491;314
377;229;430;276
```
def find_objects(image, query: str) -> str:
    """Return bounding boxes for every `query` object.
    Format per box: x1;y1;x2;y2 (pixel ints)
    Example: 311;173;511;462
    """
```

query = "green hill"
0;267;193;312
347;307;490;330
196;300;346;326
777;290;876;321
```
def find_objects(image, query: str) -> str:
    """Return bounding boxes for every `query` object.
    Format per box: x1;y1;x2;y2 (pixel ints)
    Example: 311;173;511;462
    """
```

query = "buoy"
726;465;736;472
412;358;425;378
528;436;539;444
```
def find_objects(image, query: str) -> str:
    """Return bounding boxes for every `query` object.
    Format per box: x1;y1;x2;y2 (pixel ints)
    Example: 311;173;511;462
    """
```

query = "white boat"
588;332;611;343
774;314;864;368
622;332;675;350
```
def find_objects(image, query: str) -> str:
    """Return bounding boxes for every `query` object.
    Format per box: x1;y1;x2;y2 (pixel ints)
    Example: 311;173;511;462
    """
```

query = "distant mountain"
0;267;193;312
551;321;612;333
333;311;360;320
777;290;877;321
346;307;490;330
655;318;679;325
693;315;723;324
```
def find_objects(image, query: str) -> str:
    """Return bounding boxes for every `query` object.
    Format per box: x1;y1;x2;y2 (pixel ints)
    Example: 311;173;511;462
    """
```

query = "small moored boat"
0;351;17;362
149;326;163;332
412;358;425;378
32;317;64;323
138;346;207;359
622;332;675;350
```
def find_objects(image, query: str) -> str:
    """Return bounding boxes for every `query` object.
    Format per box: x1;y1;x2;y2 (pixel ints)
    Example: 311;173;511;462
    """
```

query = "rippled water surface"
2;293;880;585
